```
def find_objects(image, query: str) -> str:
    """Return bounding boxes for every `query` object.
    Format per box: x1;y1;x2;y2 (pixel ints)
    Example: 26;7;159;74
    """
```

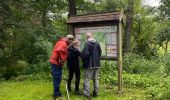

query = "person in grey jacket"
82;32;102;99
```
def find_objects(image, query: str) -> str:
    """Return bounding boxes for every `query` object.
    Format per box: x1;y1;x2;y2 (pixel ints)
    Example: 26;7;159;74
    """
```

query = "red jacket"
50;38;68;66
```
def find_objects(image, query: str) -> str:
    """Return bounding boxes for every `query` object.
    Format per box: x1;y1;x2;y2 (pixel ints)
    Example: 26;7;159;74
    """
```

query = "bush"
159;52;170;76
146;76;170;99
0;59;28;80
27;61;51;74
123;53;161;74
24;72;52;81
99;61;118;85
123;73;161;88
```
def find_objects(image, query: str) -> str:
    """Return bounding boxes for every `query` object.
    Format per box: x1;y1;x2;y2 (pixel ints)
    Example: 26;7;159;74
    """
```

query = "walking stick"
63;71;70;100
65;81;70;100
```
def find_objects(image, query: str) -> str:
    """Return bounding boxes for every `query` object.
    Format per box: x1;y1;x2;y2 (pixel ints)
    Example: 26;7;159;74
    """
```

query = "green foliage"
132;6;158;57
0;0;68;80
154;24;170;52
99;61;118;85
159;52;170;76
123;53;160;74
159;0;170;18
27;61;51;74
76;0;126;15
24;72;52;81
0;60;28;80
123;73;161;88
146;76;170;99
155;0;170;52
98;53;170;99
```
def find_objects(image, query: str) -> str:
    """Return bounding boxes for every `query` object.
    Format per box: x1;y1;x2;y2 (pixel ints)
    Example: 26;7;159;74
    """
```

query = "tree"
0;0;68;79
123;0;134;52
159;0;170;19
154;0;170;52
68;0;76;17
155;25;170;52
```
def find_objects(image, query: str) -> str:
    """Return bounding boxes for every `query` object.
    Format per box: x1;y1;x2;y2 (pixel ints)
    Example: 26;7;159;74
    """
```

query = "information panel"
75;26;117;57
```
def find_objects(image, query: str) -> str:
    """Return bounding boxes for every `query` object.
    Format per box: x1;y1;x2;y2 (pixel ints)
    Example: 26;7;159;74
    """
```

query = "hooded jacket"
67;45;82;68
82;38;102;69
50;38;68;66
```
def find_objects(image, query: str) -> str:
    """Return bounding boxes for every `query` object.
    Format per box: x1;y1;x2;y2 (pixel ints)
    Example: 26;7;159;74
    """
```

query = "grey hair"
66;34;74;40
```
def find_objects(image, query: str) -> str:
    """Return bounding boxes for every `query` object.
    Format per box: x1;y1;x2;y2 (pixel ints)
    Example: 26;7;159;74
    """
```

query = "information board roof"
67;11;123;24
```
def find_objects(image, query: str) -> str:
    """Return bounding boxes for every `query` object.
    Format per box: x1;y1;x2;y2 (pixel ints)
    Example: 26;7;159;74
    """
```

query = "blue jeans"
51;63;62;96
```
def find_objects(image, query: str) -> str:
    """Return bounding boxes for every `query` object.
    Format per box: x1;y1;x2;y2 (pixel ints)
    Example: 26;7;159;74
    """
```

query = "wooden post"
118;12;123;93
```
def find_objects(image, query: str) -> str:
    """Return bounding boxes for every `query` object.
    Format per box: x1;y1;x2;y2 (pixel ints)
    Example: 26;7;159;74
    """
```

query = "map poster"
75;26;118;57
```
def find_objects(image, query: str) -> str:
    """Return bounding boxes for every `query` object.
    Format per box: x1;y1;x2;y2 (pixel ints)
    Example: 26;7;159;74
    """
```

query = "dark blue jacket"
82;38;102;69
67;45;82;69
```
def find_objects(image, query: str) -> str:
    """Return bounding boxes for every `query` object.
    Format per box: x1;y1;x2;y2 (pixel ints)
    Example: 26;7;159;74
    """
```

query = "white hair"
66;34;74;40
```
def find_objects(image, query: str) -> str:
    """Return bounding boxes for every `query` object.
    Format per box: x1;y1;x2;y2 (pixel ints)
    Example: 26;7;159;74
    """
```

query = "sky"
142;0;161;7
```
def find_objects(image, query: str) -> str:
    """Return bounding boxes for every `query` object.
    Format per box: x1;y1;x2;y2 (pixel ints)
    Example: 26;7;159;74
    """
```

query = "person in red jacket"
50;34;74;100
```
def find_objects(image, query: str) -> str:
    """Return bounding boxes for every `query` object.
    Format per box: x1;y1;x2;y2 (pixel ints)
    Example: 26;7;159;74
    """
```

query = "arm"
58;49;67;63
81;42;90;69
82;42;90;59
56;43;67;65
76;48;82;57
97;42;102;56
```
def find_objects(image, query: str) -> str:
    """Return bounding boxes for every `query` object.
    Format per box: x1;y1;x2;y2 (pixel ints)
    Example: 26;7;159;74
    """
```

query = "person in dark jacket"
50;34;74;100
82;32;102;99
67;39;82;95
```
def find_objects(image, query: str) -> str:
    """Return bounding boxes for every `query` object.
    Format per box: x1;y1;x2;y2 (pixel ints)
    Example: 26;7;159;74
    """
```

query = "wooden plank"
67;12;122;23
117;11;123;93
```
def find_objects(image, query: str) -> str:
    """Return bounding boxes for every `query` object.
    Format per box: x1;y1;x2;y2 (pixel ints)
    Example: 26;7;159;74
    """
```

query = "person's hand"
59;59;64;65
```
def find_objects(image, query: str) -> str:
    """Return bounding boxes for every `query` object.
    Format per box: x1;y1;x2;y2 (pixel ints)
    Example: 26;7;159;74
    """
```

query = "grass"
0;80;147;100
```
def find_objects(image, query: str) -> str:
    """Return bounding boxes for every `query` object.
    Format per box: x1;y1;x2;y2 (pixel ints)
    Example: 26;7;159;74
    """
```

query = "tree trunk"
68;0;76;35
68;0;76;17
42;9;47;27
123;0;134;52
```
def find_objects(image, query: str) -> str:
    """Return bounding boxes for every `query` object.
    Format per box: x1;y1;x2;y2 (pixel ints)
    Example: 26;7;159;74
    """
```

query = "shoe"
74;91;83;95
84;95;91;100
53;96;64;100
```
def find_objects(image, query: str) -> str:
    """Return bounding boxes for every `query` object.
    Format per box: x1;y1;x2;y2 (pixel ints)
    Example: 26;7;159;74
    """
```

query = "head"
86;32;92;40
66;34;74;45
72;39;78;46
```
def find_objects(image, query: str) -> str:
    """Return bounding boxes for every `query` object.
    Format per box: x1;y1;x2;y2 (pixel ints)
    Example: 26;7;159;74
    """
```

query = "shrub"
0;59;28;80
27;61;51;74
24;72;52;81
159;52;170;76
123;53;161;74
123;73;161;88
146;76;170;99
99;61;118;85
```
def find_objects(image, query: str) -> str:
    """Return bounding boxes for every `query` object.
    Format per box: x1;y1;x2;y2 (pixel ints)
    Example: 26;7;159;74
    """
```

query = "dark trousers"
51;63;62;96
67;66;80;91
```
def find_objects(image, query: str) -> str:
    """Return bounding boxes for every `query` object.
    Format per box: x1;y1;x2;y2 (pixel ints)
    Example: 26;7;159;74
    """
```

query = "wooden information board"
67;11;124;93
